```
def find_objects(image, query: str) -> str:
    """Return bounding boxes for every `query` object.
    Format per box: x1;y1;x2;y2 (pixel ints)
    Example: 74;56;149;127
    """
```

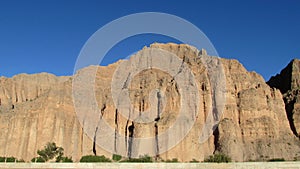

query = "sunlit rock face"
0;43;299;162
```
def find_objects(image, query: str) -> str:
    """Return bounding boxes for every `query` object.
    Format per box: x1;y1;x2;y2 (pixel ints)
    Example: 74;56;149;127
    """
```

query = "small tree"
37;142;63;161
33;142;72;163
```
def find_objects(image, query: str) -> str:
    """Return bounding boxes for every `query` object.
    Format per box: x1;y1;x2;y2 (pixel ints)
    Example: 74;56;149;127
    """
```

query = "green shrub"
112;154;122;162
268;158;285;162
0;157;5;162
62;157;73;162
80;155;111;162
31;157;46;163
5;157;16;162
121;155;153;163
165;158;179;163
0;157;23;163
32;142;71;163
204;153;231;163
37;142;64;162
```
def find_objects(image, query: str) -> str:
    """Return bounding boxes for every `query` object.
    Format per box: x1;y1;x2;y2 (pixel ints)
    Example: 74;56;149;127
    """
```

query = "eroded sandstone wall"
0;43;299;162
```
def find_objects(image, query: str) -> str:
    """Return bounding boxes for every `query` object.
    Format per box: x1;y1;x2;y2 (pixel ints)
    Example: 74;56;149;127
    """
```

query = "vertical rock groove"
81;126;83;156
139;100;142;116
154;123;159;159
93;103;106;156
127;122;134;158
154;90;162;159
212;126;220;153
124;110;131;151
93;127;98;156
142;99;145;112
100;103;106;117
114;109;119;153
285;98;298;136
125;120;129;150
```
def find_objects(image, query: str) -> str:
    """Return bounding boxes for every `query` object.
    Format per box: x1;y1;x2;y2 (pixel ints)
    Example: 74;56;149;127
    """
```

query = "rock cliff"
268;59;300;138
0;43;299;162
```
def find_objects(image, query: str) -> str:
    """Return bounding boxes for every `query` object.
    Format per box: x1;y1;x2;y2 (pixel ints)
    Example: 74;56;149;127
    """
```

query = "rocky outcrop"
268;59;300;94
0;43;299;162
268;59;300;138
218;59;299;161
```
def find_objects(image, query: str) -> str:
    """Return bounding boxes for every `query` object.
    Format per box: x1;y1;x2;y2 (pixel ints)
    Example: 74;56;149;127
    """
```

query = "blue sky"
0;0;299;80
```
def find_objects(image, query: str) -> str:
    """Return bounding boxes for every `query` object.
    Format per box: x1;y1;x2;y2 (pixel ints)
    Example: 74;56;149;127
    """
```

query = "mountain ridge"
0;43;299;162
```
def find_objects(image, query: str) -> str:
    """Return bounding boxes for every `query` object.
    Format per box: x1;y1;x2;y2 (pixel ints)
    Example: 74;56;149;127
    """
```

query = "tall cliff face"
0;43;299;162
0;74;87;161
268;59;300;138
218;59;299;161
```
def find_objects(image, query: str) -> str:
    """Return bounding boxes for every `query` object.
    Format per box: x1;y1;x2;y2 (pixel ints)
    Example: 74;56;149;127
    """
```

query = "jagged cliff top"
268;59;300;93
1;43;264;81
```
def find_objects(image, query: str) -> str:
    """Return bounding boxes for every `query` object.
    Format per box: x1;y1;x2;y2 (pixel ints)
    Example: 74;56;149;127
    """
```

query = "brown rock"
268;59;300;138
0;43;299;162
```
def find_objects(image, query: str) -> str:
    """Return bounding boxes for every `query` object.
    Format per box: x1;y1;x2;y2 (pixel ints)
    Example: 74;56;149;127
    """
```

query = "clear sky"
0;0;299;80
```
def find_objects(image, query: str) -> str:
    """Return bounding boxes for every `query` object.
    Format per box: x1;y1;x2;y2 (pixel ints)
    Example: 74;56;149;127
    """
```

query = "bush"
37;142;64;162
55;154;73;163
31;157;46;163
32;142;71;163
121;155;153;163
204;153;231;163
112;154;122;162
0;157;23;163
5;157;17;163
80;155;111;162
0;157;5;162
268;158;285;162
60;156;73;163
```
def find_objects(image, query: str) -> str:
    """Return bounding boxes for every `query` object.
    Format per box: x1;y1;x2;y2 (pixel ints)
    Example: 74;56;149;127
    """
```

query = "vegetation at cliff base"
0;156;24;163
204;153;232;163
31;142;73;163
112;154;122;162
268;158;285;162
79;155;111;162
120;155;153;163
